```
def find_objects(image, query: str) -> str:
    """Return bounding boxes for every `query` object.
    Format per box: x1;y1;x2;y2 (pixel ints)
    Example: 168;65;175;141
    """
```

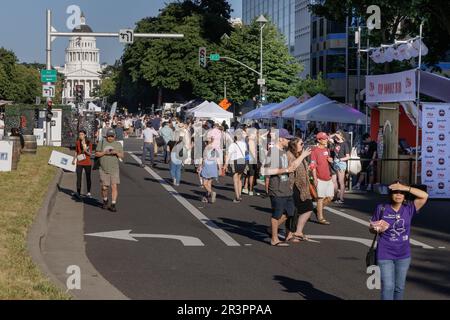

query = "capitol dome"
72;13;93;33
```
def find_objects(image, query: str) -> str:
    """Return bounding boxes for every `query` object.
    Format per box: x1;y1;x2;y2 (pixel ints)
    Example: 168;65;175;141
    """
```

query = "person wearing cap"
261;128;304;246
141;122;160;168
95;128;124;212
310;132;333;225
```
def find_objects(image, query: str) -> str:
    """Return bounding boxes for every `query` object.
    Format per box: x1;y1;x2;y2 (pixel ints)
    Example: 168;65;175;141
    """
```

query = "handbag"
366;233;378;267
155;136;165;147
366;205;385;267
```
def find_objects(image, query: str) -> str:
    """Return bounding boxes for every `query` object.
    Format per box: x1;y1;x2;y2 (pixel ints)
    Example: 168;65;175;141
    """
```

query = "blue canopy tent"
241;103;276;120
294;101;366;124
280;94;332;119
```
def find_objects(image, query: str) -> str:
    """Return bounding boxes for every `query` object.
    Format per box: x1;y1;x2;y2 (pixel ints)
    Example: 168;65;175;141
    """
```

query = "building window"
327;20;346;34
319;55;324;73
312;57;317;77
319;18;324;37
312;20;317;40
326;54;346;74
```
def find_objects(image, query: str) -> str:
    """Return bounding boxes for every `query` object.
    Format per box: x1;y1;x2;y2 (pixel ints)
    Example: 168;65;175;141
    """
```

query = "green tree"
296;73;331;97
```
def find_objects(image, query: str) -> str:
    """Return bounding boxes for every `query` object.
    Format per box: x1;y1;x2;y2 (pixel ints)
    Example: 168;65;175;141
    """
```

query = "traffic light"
75;85;84;103
46;100;53;121
199;47;207;68
261;86;267;102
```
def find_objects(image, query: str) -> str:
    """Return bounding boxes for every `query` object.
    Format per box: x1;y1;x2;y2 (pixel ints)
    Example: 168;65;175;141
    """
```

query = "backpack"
348;147;362;175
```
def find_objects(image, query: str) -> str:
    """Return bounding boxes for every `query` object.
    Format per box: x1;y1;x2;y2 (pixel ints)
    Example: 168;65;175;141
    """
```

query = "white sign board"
48;150;76;172
257;79;266;85
110;102;117;117
119;29;134;44
366;69;416;103
0;141;13;172
421;103;450;199
33;129;45;146
42;85;56;98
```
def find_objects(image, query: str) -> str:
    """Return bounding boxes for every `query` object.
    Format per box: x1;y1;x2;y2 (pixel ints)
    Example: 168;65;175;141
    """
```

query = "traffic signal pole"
46;10;52;146
44;9;184;145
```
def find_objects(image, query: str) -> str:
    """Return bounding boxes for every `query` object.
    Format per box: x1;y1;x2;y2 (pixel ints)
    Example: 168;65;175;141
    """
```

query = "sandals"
292;233;310;241
286;236;301;243
271;241;290;247
318;218;331;225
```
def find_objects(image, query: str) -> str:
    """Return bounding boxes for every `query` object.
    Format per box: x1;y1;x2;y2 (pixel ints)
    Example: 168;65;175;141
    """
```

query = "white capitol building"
56;13;106;104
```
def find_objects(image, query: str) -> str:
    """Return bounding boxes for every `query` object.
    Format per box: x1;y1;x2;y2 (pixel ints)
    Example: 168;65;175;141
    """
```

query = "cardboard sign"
48;150;76;172
0;141;13;172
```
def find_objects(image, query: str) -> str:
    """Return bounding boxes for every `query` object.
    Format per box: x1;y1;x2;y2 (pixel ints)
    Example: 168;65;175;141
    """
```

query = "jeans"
142;142;154;164
170;162;182;184
378;257;411;300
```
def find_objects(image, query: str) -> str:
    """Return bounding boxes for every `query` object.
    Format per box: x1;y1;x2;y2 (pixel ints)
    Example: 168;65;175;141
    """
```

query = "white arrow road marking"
85;230;205;246
322;206;434;249
129;153;241;247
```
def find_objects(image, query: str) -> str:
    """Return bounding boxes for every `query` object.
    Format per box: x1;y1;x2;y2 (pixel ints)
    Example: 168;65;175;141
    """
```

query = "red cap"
316;132;329;140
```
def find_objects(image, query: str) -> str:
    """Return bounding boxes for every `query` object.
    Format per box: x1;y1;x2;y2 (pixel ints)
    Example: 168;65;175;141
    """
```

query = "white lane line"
323;206;434;249
129;153;241;247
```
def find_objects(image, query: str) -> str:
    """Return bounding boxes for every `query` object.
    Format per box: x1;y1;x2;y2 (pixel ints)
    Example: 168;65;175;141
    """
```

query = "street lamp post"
256;15;268;108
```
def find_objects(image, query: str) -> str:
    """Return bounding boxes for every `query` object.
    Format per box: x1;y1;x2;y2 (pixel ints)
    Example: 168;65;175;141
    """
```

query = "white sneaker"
248;191;254;196
242;188;249;195
173;178;176;185
366;184;373;191
86;193;92;198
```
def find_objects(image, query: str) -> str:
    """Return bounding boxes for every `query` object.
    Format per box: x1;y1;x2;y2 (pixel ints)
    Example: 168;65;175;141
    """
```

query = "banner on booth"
366;69;416;103
421;103;450;199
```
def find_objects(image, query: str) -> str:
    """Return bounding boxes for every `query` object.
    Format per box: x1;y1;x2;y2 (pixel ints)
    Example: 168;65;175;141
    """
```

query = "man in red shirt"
310;132;334;225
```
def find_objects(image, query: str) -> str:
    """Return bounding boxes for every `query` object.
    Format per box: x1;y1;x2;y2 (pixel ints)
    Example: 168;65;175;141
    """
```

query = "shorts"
246;164;258;177
99;168;120;186
231;162;246;175
270;196;295;219
317;179;334;198
362;163;376;176
333;161;347;172
293;187;314;214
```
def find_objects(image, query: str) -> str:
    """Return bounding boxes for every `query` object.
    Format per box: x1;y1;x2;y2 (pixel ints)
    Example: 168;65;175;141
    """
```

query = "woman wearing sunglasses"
369;181;428;300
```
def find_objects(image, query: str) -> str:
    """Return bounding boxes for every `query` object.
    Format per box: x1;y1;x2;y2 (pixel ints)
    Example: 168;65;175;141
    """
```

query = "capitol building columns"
56;13;104;105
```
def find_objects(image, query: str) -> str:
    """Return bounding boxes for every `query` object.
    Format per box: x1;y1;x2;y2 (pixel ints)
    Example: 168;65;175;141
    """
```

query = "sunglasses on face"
392;190;406;195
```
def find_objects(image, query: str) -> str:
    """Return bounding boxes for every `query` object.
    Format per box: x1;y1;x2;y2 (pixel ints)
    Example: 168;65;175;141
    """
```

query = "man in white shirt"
141;122;159;168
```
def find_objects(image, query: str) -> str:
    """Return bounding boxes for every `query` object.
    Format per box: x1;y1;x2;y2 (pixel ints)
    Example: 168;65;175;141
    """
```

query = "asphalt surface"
81;138;450;300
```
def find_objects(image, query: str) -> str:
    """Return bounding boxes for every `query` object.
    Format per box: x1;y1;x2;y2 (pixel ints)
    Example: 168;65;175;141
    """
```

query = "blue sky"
0;0;242;65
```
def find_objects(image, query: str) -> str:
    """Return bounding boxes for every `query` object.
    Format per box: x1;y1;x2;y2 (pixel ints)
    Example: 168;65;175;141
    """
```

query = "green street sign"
41;69;57;83
210;54;220;61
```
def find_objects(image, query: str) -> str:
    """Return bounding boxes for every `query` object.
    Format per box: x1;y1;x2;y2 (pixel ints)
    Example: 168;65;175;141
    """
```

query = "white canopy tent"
187;101;233;126
241;103;277;120
88;102;101;112
281;94;332;119
294;101;366;124
185;100;210;114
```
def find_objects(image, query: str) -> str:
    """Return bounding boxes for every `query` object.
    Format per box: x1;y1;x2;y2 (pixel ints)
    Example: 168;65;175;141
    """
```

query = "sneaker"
248;191;254;196
86;193;92;198
242;188;249;195
109;204;117;212
102;200;108;210
334;199;344;204
352;184;361;190
173;178;176;185
366;184;373;191
202;196;208;203
233;198;241;203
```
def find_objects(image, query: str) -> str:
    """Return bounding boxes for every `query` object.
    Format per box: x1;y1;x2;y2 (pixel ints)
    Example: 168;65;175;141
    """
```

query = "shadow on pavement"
213;217;271;244
57;184;103;208
273;275;343;300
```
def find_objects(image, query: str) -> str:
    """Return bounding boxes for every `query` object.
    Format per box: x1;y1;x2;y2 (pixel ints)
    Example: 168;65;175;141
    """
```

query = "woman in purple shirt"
369;181;428;300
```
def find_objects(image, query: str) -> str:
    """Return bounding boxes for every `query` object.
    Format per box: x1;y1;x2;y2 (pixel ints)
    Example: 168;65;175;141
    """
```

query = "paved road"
81;138;450;300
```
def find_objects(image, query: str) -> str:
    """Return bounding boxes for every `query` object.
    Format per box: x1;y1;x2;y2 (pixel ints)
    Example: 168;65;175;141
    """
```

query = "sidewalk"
40;170;128;300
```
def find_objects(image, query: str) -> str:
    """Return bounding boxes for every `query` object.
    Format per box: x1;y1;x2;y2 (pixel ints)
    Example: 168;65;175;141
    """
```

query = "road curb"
26;168;69;295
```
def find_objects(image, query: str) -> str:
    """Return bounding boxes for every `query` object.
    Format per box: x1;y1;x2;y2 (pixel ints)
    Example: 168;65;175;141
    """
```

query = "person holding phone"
72;130;93;199
369;181;428;300
95;129;124;212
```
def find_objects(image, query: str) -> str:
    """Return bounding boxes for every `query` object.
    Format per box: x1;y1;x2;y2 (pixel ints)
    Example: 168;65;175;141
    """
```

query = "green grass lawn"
0;147;70;299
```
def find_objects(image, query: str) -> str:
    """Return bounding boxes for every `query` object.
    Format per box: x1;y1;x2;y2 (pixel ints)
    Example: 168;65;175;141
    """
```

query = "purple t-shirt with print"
371;202;417;260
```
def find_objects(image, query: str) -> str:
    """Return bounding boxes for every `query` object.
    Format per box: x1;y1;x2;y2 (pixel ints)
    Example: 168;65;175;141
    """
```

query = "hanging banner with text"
366;69;416;103
421;103;450;199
